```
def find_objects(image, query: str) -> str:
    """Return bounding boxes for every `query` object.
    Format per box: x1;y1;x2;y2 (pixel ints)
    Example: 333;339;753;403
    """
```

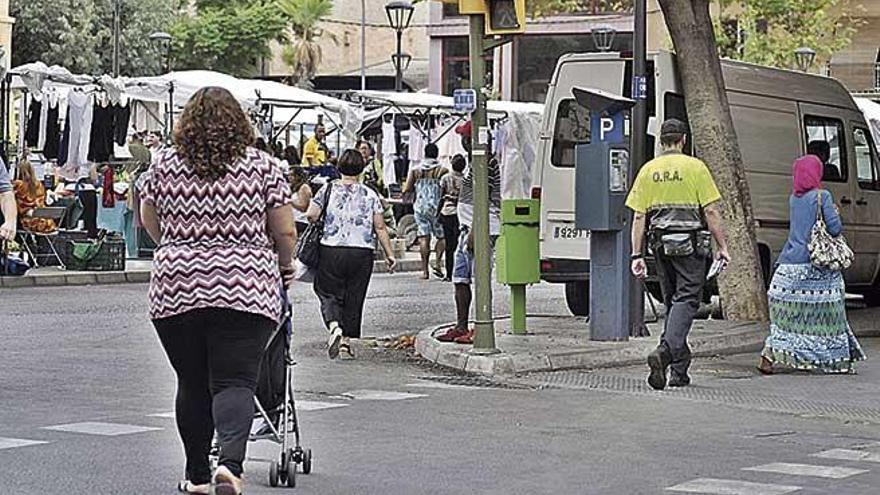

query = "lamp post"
385;1;415;92
112;0;121;77
591;25;617;52
794;47;816;72
149;31;174;138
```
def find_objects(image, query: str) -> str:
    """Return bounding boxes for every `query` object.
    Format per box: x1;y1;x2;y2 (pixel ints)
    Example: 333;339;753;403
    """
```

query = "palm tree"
278;0;335;87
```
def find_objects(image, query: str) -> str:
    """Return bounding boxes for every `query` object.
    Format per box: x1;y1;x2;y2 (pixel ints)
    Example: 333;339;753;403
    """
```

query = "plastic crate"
65;236;127;272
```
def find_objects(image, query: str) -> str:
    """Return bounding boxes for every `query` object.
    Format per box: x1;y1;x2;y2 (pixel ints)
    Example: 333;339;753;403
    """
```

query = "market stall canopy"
123;70;362;137
9;62;128;103
352;90;544;118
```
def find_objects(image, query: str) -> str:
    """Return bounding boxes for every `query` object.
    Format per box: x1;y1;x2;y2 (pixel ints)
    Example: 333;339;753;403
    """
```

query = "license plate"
552;224;589;239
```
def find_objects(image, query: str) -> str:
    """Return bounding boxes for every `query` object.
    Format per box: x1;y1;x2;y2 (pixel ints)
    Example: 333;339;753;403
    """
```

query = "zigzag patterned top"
141;147;292;323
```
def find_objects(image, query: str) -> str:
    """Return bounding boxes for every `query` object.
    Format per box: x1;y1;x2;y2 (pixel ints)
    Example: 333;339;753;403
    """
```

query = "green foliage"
11;0;178;76
171;1;290;77
715;0;861;70
278;0;335;86
527;0;632;17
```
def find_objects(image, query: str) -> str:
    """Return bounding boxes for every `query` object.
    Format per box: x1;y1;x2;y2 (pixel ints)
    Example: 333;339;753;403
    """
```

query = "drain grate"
418;374;531;390
506;371;880;424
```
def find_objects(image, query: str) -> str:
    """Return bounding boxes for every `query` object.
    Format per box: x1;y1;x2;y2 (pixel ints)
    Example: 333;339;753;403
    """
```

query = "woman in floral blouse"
308;149;397;360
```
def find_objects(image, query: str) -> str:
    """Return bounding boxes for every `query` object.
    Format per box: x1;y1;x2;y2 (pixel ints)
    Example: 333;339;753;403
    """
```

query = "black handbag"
295;182;333;268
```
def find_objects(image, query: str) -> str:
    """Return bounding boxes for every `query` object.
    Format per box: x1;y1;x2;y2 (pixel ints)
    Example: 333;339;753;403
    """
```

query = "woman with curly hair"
140;87;297;495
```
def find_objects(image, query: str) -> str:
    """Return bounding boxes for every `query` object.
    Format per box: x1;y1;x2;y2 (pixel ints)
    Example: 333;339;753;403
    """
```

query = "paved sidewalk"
0;253;424;288
416;312;880;377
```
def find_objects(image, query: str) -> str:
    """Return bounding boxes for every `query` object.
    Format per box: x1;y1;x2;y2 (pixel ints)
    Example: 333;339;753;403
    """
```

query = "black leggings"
440;214;459;278
154;308;275;482
314;245;374;338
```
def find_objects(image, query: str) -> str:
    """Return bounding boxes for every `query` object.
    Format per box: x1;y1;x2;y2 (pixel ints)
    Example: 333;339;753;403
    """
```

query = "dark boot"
647;347;672;390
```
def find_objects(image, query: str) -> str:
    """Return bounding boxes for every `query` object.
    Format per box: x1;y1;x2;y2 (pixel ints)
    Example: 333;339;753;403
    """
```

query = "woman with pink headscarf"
758;155;865;374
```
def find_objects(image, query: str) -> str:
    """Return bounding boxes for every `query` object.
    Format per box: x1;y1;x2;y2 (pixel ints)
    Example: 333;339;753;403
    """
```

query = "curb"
415;322;769;377
0;258;424;289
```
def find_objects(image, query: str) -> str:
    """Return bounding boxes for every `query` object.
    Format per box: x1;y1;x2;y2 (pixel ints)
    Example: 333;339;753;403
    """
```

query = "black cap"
660;118;688;139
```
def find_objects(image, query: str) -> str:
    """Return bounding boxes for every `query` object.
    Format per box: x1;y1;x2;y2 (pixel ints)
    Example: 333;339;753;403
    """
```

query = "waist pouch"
651;230;711;258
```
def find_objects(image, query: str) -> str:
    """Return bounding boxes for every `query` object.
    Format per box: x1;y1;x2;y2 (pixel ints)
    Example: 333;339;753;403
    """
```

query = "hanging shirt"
25;98;41;147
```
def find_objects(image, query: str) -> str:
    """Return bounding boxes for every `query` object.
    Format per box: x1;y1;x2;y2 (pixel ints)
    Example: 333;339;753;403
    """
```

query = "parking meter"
573;88;635;342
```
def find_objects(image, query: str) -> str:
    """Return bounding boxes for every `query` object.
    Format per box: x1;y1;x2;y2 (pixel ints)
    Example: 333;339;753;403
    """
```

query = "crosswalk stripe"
342;390;428;401
42;422;162;436
0;438;49;451
666;478;801;495
296;400;349;411
812;448;880;463
149;412;176;419
743;462;868;479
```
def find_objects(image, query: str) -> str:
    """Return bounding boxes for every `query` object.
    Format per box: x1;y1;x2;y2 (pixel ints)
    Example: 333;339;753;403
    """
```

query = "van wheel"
565;281;590;317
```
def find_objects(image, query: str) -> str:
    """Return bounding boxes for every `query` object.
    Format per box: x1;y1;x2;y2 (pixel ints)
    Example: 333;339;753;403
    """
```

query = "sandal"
212;466;243;495
339;342;355;360
177;480;210;494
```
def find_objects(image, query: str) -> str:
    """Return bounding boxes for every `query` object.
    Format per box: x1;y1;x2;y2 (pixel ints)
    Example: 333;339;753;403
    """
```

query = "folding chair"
18;207;67;269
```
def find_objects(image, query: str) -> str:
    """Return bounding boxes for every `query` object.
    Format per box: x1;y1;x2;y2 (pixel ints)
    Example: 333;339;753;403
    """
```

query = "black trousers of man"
654;249;707;380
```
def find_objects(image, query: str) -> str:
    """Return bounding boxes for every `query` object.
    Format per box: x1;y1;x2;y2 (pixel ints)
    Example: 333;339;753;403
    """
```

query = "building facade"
264;0;431;89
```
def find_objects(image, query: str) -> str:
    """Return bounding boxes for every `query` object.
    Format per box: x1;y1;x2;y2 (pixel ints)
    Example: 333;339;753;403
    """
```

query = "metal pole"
395;30;403;92
629;0;648;337
361;0;367;91
113;0;121;77
468;14;497;354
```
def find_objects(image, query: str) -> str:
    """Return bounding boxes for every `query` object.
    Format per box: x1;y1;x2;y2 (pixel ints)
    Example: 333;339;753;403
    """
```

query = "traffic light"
484;0;526;35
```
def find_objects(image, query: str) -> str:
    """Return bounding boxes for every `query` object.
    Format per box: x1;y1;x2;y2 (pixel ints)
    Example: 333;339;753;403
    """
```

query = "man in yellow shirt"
626;119;730;391
301;124;328;167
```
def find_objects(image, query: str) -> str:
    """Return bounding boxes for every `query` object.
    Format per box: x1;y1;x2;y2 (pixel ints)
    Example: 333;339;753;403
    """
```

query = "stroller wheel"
269;461;280;487
286;459;297;488
302;449;313;475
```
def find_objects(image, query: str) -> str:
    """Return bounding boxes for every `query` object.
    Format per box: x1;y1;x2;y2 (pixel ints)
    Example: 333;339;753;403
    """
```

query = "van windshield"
551;98;590;167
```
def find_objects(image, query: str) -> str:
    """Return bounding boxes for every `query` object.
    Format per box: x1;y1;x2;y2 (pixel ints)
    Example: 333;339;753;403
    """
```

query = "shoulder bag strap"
318;182;333;224
816;190;825;223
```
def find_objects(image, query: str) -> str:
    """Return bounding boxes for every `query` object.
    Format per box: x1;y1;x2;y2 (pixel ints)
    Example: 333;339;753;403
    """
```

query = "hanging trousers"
154;308;275;482
314;245;374;338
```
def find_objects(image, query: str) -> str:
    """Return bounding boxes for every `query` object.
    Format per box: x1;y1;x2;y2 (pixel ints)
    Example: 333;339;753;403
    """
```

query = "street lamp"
391;52;412;75
591;25;617;52
385;1;415;92
149;31;173;74
794;47;816;72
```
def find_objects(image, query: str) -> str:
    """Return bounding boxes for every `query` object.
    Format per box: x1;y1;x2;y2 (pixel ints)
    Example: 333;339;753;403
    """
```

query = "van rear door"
538;58;626;279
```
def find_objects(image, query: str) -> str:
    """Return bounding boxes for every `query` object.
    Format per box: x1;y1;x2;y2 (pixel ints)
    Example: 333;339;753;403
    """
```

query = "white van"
535;51;880;315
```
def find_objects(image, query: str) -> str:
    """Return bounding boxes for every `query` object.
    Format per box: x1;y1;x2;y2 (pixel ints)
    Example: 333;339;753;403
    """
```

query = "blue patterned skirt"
762;264;866;372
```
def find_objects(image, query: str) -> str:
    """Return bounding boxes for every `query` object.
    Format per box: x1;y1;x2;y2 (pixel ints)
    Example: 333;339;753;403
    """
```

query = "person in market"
307;149;397;361
140;87;297;495
626;118;731;391
301;124;329;167
358;140;385;196
439;154;465;282
13;157;56;234
436;122;502;344
56;160;99;238
0;155;18;242
403;143;448;280
290;166;313;236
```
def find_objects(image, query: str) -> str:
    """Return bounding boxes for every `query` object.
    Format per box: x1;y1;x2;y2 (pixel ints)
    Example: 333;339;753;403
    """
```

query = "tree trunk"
658;0;769;321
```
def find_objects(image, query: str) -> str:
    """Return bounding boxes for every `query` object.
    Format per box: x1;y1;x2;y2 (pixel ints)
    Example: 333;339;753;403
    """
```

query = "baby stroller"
209;291;313;488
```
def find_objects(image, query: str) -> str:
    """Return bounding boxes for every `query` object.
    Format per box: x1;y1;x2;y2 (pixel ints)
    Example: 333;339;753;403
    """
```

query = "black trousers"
655;251;707;378
314;245;374;338
154;308;275;482
440;213;460;278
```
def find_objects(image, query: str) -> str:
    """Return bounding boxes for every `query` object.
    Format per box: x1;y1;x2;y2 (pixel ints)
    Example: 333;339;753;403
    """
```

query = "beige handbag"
808;190;853;271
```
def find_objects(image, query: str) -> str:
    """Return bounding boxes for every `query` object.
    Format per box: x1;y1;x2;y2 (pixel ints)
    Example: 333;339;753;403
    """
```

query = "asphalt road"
1;275;879;495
